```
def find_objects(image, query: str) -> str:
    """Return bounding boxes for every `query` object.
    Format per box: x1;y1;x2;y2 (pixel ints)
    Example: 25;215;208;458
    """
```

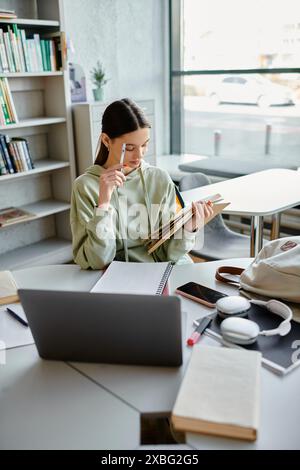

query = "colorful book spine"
33;34;43;71
8;26;20;72
50;40;57;71
0;138;8;174
17;140;29;170
0;100;5;125
22;139;34;169
1;78;18;124
12;141;26;170
3;32;15;72
12;24;26;72
40;40;47;71
0;79;13;123
0;29;9;73
20;29;30;72
0;81;11;124
5;135;20;172
0;133;14;173
8;140;21;172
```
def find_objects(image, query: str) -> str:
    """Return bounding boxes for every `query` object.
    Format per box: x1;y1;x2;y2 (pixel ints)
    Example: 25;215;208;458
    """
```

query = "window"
170;0;300;166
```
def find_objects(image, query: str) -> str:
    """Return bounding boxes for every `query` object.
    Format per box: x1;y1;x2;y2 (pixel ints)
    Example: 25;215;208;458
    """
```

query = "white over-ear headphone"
216;296;292;345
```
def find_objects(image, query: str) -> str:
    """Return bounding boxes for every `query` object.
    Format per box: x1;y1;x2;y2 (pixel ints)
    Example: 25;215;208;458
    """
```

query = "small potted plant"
90;61;108;101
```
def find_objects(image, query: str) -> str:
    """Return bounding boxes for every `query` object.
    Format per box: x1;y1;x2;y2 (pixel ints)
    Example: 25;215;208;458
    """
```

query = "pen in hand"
117;143;126;198
120;143;126;173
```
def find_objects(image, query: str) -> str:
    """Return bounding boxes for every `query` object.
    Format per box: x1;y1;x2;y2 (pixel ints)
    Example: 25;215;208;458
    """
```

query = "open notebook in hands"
144;193;230;255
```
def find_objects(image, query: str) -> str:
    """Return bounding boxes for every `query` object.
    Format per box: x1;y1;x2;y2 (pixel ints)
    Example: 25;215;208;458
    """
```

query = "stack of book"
0;9;17;19
144;194;229;254
0;134;34;175
0;206;34;228
0;24;58;73
0;77;18;125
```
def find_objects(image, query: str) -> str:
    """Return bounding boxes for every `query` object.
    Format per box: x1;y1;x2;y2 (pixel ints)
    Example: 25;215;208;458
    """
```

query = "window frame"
169;0;300;153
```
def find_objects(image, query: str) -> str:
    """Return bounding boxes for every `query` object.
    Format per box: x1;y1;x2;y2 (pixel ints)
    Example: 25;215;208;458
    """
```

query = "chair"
179;173;256;260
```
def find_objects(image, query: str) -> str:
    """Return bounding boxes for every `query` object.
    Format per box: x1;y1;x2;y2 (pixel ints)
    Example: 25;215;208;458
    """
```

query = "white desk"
182;169;300;256
1;261;300;450
0;345;139;450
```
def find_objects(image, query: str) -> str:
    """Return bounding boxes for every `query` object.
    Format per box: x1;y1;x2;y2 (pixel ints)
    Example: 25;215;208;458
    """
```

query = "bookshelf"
0;18;60;27
0;71;63;77
0;0;76;270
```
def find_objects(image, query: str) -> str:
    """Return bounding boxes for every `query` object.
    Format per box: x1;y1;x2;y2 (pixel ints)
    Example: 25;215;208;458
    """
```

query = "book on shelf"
0;134;34;175
0;206;35;227
144;193;230;255
0;9;17;20
0;270;19;305
171;346;261;441
11;137;34;170
0;77;18;125
0;24;60;74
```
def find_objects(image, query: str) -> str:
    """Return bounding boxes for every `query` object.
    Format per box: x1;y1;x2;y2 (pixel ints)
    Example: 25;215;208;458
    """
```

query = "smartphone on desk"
175;282;227;308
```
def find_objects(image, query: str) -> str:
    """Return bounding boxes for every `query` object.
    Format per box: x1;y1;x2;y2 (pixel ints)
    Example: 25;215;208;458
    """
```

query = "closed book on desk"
0;270;19;305
171;346;261;441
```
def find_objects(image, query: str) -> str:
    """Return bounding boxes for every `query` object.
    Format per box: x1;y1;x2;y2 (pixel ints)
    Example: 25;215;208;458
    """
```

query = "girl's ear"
101;133;111;149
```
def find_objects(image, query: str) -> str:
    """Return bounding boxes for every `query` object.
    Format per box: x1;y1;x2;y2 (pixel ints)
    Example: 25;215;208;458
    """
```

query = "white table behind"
182;169;300;217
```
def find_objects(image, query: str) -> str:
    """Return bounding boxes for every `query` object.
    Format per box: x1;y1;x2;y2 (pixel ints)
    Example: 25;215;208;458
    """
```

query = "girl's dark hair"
94;98;151;166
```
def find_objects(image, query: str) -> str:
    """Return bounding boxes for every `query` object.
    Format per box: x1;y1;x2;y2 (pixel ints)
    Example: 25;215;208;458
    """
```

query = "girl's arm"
70;184;117;270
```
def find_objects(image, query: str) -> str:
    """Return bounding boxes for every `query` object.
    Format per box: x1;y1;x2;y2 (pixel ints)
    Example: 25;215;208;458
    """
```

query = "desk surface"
182;168;300;216
1;261;299;449
0;345;140;450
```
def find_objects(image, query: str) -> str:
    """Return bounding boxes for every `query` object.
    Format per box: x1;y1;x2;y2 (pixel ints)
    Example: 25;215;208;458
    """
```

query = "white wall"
62;0;170;154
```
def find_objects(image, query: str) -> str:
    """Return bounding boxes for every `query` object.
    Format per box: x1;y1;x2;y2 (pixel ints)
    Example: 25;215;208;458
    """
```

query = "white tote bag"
240;237;300;303
216;237;300;303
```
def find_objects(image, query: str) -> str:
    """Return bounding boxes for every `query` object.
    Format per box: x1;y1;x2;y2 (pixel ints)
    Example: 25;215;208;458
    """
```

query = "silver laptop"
18;289;183;367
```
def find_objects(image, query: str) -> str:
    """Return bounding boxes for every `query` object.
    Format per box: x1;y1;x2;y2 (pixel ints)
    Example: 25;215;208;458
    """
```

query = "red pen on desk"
187;315;214;346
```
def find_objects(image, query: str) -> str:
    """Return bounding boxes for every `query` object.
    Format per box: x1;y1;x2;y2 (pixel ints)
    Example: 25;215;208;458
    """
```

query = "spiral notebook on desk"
90;261;173;295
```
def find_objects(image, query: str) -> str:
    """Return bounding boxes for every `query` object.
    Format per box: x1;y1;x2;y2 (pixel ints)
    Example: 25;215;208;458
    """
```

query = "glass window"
171;0;300;166
183;0;300;70
183;72;300;165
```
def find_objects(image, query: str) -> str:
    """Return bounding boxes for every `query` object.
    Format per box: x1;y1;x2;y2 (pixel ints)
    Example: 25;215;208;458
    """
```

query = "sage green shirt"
70;161;195;269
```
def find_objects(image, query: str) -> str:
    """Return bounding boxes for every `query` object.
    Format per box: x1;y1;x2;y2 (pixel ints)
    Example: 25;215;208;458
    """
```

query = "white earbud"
216;296;251;319
216;296;293;346
221;317;260;345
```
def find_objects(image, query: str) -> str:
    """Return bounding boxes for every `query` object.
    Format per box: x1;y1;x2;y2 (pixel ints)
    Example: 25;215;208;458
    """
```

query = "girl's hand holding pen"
98;163;126;208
